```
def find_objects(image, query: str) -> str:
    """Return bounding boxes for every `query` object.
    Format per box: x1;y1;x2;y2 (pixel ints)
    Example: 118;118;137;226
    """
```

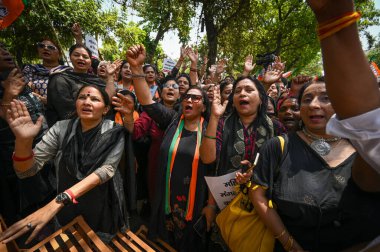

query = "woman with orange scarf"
126;44;210;251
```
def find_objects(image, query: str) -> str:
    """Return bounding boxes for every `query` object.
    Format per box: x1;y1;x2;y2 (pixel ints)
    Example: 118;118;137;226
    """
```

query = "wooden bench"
1;216;175;252
134;226;176;252
26;216;111;252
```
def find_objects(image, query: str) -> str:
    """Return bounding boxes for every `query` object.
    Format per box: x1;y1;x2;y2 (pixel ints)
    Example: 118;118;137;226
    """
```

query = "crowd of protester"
0;0;380;251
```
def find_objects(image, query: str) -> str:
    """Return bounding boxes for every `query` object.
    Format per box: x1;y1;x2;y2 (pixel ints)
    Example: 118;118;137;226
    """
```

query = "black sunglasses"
183;94;203;103
36;42;58;51
162;83;179;89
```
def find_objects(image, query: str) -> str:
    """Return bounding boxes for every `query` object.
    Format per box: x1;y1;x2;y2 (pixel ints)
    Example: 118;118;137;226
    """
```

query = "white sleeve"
326;108;380;173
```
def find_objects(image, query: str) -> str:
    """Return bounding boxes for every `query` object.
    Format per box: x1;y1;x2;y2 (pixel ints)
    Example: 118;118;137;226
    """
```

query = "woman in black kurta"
251;80;380;252
125;44;210;251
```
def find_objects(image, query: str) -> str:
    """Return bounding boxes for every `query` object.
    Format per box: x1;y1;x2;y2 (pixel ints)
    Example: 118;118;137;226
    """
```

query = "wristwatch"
55;192;72;206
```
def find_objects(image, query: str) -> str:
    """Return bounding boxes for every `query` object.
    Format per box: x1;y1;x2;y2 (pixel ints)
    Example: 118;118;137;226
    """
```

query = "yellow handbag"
216;136;285;252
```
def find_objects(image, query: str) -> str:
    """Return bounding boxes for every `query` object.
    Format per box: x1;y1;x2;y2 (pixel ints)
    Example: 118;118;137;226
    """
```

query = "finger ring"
26;222;33;229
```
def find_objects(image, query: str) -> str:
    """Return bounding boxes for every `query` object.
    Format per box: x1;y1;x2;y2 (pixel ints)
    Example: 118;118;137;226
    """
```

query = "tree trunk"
203;6;218;69
146;24;169;64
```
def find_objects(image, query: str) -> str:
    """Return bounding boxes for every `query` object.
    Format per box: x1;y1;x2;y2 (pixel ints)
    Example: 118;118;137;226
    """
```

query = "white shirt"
326;108;380;173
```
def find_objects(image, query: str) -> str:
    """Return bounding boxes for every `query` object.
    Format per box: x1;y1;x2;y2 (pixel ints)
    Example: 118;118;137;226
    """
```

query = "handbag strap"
268;135;286;209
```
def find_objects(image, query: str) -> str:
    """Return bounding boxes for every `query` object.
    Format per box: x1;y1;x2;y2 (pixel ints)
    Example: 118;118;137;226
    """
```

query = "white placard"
205;171;239;210
85;34;99;59
162;58;176;72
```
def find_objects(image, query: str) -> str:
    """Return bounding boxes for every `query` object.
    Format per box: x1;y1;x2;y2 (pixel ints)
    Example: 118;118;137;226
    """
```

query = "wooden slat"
125;231;154;252
116;233;141;252
38;246;48;252
75;217;111;252
112;239;128;252
135;233;164;252
27;216;109;252
49;238;61;251
68;227;92;251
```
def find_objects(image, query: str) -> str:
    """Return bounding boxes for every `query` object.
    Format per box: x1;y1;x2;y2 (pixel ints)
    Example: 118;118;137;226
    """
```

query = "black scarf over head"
57;118;127;241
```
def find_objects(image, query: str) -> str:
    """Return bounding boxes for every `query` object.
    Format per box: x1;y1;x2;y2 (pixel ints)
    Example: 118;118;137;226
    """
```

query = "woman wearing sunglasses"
112;76;181;208
124;44;210;251
22;39;70;105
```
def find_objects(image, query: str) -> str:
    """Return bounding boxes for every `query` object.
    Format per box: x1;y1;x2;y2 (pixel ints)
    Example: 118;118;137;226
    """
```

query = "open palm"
112;93;135;116
211;86;228;117
6;100;43;140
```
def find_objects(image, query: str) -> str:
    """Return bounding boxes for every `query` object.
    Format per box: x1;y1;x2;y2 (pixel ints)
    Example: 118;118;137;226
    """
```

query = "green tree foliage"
100;21;165;66
0;0;121;65
126;0;194;63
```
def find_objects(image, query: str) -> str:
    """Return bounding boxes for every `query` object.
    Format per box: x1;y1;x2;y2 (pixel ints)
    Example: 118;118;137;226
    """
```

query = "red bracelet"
12;151;34;162
65;189;78;204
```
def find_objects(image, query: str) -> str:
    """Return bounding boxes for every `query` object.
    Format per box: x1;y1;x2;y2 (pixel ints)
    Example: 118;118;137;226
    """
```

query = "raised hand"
211;85;228;117
2;68;26;97
216;59;227;75
71;23;83;38
180;46;187;60
6;100;43;140
208;64;216;74
0;199;61;245
289;75;312;96
272;56;286;72
244;55;255;73
126;44;146;68
187;47;198;63
181;62;188;72
112;93;135;116
262;65;284;85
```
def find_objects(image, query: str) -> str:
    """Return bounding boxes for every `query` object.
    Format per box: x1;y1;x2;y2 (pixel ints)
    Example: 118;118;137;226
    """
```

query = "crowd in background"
0;0;380;251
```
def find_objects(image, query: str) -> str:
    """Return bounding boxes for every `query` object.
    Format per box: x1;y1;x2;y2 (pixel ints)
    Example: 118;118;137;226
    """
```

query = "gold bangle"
274;229;286;239
284;235;294;251
0;103;11;107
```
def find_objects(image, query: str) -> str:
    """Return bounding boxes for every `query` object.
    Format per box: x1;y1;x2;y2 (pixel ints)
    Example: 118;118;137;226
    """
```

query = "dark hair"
176;73;191;86
267;95;277;116
76;84;110;107
220;79;233;93
158;76;177;93
180;86;210;121
227;76;270;131
143;64;158;74
118;60;129;81
277;95;298;113
297;76;325;106
69;44;92;58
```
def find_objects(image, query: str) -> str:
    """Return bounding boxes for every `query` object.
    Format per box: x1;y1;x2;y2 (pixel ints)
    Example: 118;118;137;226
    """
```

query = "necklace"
302;128;341;156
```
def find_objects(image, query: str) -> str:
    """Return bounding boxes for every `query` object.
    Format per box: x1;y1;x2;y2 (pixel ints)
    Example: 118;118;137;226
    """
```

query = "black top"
145;103;208;244
253;133;380;252
170;129;197;211
46;71;106;127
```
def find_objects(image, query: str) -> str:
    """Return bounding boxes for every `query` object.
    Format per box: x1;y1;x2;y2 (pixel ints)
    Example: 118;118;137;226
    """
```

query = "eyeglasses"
183;94;203;103
162;83;179;89
36;42;58;51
